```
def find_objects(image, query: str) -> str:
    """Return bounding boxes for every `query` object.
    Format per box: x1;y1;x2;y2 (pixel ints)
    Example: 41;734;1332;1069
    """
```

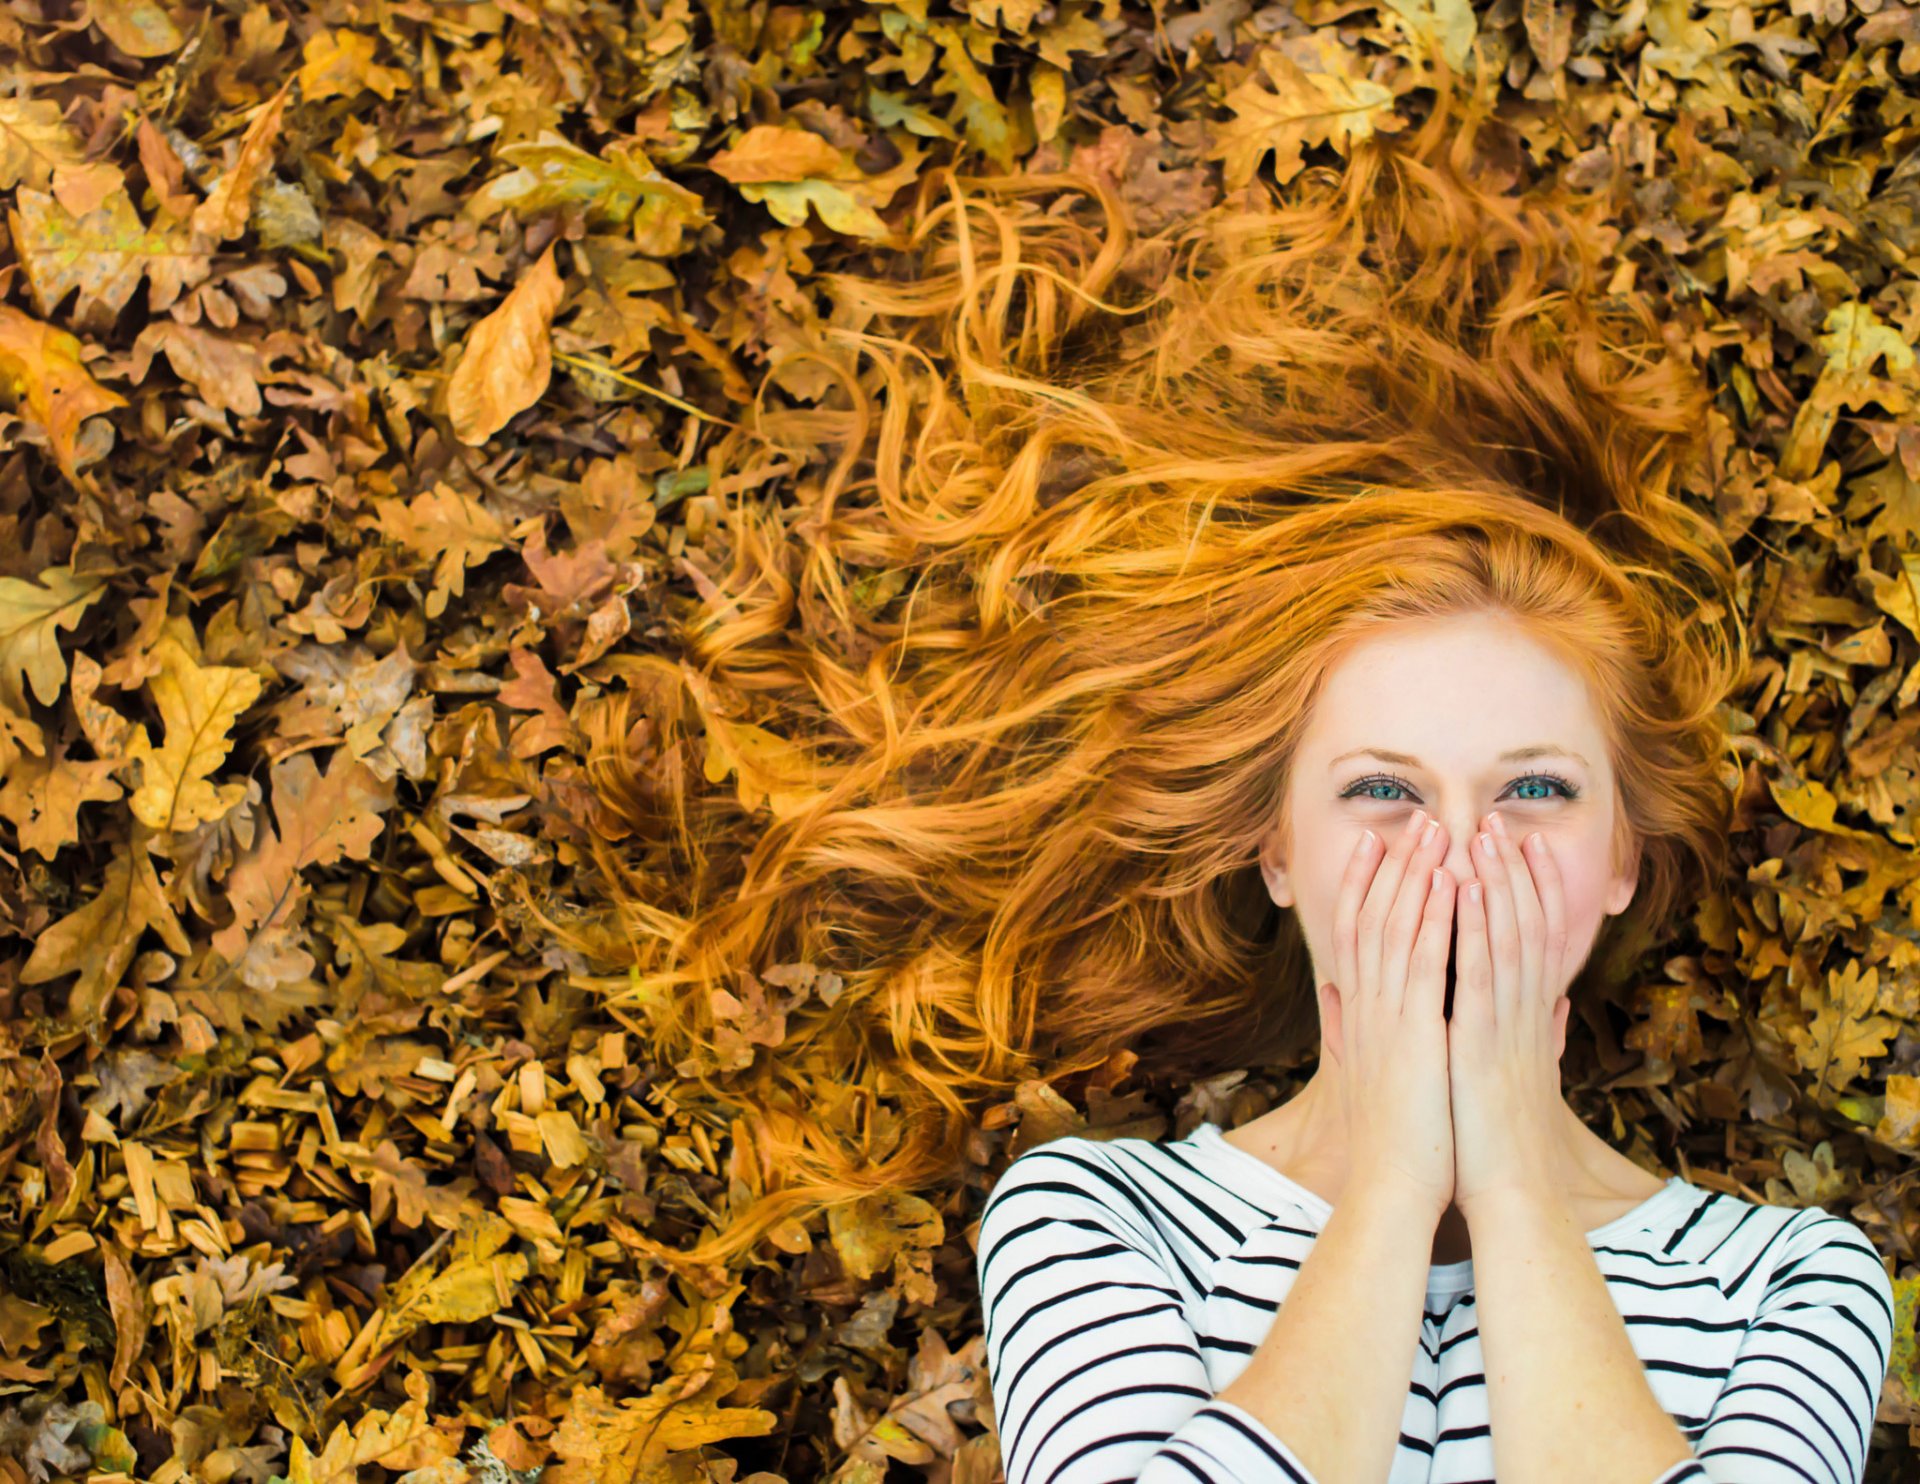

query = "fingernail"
1489;811;1506;836
1361;828;1377;850
1421;818;1439;847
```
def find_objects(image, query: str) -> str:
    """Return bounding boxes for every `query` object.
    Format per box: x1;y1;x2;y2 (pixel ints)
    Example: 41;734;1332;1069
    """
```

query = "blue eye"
1341;771;1581;803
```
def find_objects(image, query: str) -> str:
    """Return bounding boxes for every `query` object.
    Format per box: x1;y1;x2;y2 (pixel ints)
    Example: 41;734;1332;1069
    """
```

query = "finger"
1487;810;1544;1010
1522;831;1570;999
1455;871;1492;1026
1357;809;1429;1013
1330;828;1384;1054
1472;817;1520;1020
1409;865;1455;1024
1381;815;1448;1014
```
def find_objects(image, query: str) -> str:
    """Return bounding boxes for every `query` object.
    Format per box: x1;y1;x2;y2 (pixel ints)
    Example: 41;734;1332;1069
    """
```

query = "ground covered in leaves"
2;0;1920;1479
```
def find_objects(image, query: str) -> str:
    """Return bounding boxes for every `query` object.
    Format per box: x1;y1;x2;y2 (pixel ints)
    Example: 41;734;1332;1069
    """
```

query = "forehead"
1307;617;1607;756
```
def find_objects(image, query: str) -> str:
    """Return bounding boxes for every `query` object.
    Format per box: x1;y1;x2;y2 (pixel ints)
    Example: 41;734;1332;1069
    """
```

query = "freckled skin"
1245;608;1654;1257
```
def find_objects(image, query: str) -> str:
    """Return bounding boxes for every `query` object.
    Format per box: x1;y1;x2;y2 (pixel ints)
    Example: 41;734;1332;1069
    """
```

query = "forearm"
1215;1177;1439;1484
1464;1187;1695;1484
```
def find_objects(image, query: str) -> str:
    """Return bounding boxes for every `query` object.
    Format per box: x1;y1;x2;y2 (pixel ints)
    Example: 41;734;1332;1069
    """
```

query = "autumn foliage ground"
1;0;1919;1480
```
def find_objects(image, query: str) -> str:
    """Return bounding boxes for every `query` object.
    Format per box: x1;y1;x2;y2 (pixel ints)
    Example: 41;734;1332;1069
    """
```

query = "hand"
1447;808;1573;1217
1321;807;1457;1221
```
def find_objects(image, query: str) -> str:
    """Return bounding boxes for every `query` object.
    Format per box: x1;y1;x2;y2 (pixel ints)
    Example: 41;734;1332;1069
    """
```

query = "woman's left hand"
1447;808;1574;1217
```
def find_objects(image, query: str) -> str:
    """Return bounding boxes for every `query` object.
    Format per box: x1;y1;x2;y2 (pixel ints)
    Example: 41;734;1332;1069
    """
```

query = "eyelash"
1341;771;1582;803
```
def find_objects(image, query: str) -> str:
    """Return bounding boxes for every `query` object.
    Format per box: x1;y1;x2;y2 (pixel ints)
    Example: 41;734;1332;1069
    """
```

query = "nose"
1428;811;1482;883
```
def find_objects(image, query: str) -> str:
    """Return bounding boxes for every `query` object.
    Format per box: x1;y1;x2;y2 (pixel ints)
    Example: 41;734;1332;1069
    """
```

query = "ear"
1604;833;1642;917
1259;823;1294;907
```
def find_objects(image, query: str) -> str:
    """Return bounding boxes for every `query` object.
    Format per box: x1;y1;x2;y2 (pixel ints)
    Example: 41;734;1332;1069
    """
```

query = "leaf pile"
1;0;1919;1479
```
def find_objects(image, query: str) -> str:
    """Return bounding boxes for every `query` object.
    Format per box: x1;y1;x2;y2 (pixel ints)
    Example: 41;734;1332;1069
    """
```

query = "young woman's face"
1259;610;1640;1000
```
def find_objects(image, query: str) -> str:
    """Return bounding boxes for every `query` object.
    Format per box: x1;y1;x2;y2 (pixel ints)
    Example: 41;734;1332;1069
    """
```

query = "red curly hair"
551;51;1749;1270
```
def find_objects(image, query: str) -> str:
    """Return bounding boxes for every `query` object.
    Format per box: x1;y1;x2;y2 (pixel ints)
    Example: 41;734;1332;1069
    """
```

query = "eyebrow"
1329;745;1591;770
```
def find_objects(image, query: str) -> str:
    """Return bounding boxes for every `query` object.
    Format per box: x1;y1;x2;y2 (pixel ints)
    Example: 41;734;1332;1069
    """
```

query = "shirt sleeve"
1668;1211;1896;1484
975;1145;1322;1483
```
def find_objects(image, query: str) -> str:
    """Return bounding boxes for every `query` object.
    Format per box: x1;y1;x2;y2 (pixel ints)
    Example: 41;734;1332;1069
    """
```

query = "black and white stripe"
975;1123;1895;1483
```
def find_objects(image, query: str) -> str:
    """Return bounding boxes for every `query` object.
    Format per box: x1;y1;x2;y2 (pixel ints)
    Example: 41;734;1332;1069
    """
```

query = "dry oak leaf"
8;186;213;332
1779;301;1917;480
0;97;87;192
19;832;193;1036
296;28;414;103
707;123;924;240
0;305;124;482
1790;959;1897;1100
1208;40;1405;189
127;320;281;422
208;746;397;988
342;1138;477;1230
332;1210;526;1380
447;241;566;445
371;483;512;618
828;1187;945;1283
123;632;263;833
1767;773;1884;842
465;131;712;252
542;1367;778;1484
0;562;109;711
284;1386;433;1484
701;710;827;820
81;1046;182;1127
0;737;124;858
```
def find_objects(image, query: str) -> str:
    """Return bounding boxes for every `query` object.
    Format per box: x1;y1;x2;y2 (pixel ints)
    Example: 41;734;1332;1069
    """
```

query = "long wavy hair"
553;50;1750;1269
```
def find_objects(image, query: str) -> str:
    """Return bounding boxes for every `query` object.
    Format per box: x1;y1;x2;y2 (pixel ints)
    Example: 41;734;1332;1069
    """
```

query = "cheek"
1534;843;1612;943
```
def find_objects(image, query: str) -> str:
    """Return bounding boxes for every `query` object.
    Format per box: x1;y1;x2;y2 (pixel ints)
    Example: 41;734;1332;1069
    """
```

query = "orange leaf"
447;242;566;445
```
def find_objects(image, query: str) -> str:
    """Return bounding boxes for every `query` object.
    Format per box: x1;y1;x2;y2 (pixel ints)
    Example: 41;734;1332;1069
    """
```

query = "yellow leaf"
0;305;125;484
296;29;413;103
447;243;566;446
0;97;87;192
827;1188;945;1282
708;125;923;241
706;124;855;184
466;132;712;255
1208;42;1404;189
122;631;263;833
189;77;295;243
1767;774;1881;842
89;0;183;58
19;834;192;1034
1790;959;1896;1101
701;713;827;819
8;186;213;332
0;562;108;710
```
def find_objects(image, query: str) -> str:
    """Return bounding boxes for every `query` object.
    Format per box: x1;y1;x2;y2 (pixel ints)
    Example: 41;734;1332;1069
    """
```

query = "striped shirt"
975;1120;1895;1483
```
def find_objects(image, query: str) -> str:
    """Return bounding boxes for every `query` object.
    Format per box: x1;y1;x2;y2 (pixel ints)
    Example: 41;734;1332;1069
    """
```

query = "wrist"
1345;1169;1448;1227
1458;1179;1566;1229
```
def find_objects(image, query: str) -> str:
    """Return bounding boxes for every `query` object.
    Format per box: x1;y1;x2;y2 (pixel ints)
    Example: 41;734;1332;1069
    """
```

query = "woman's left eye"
1342;771;1581;803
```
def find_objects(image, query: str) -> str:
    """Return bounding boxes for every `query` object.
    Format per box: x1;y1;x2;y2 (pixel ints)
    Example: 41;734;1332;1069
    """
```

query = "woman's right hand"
1318;807;1457;1221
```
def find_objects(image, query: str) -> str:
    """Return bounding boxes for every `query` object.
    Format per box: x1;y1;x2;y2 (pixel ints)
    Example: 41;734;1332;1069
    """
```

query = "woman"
568;44;1895;1484
973;608;1896;1483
